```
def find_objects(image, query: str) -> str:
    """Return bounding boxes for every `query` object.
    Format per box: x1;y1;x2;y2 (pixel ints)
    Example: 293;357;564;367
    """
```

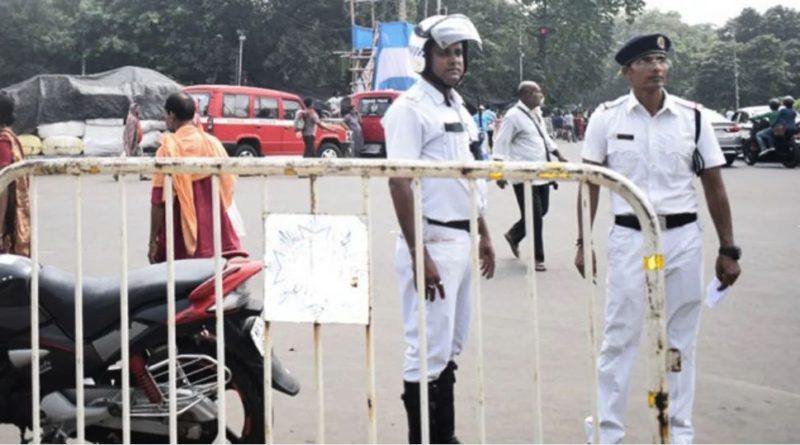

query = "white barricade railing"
0;157;670;444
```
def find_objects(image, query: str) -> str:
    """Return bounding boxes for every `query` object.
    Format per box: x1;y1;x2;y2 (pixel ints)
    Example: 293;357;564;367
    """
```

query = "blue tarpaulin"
351;25;374;50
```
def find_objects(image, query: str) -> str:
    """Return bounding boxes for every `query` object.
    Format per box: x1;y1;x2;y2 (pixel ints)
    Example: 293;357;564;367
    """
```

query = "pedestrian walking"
116;101;146;181
492;81;567;271
383;13;495;444
342;103;364;156
575;33;742;444
295;98;336;158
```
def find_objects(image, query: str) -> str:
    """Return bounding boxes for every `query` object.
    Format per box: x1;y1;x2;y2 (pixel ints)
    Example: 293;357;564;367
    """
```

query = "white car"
731;106;771;145
703;109;742;166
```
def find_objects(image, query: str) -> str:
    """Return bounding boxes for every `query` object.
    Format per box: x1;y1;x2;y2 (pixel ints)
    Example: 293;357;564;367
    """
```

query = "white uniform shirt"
582;91;725;215
382;78;485;221
492;101;559;185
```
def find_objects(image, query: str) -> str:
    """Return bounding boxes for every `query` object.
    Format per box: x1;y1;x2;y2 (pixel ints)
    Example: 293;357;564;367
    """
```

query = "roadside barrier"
0;157;671;444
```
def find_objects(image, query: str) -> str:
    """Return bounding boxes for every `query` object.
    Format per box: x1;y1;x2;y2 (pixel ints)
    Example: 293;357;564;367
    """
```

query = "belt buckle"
657;215;668;231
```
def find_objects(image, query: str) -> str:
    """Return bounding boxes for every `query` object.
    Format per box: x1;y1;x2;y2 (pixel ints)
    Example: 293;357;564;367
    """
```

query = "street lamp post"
733;41;740;110
724;29;740;110
518;24;524;84
237;30;247;86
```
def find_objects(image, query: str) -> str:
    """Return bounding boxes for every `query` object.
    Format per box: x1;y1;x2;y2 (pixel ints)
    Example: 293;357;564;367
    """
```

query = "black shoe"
504;232;520;259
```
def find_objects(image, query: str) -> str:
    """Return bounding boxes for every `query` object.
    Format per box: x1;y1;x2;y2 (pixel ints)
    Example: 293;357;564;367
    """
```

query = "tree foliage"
586;6;800;113
0;0;796;111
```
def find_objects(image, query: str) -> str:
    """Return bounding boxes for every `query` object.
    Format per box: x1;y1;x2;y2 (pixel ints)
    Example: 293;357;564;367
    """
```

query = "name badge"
444;122;464;133
617;134;634;141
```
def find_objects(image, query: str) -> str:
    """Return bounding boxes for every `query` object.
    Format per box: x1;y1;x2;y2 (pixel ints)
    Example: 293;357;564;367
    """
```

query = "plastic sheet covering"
42;136;83;156
37;121;86;139
0;66;182;134
140;120;167;133
83;124;124;156
140;131;162;150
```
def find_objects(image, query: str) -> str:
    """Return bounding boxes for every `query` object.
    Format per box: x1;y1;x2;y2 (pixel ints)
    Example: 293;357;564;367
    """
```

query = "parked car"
348;90;400;157
731;105;770;133
184;85;351;158
703;109;741;166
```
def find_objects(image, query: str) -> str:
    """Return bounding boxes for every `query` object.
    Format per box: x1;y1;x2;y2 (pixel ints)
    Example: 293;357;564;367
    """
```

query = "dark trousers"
302;135;316;158
508;183;549;262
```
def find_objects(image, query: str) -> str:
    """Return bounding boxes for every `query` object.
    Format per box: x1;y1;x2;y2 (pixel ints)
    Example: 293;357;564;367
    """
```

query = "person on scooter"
753;98;781;151
774;96;798;143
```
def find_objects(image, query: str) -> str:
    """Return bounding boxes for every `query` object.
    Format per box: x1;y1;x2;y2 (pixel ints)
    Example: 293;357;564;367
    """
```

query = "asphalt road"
3;141;798;443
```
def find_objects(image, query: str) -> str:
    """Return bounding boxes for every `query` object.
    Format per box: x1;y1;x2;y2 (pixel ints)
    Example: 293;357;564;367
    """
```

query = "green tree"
694;41;738;111
0;0;80;86
738;34;791;106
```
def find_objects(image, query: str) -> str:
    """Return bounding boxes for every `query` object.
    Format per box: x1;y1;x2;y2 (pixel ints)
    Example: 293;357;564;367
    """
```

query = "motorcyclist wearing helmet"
383;13;495;444
774;96;798;140
753;98;782;151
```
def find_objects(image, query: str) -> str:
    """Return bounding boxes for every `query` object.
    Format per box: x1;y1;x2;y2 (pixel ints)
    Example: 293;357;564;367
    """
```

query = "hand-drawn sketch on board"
263;214;369;325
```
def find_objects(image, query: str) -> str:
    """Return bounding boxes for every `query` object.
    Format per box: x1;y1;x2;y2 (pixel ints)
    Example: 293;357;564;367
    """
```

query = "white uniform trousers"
586;220;704;444
395;223;473;383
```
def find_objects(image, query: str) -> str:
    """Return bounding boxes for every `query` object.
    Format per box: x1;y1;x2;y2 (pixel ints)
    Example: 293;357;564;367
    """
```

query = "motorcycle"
0;254;299;443
743;120;800;168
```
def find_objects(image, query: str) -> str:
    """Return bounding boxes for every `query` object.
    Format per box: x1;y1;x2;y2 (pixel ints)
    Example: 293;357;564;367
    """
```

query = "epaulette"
673;96;702;110
404;87;425;103
599;95;627;111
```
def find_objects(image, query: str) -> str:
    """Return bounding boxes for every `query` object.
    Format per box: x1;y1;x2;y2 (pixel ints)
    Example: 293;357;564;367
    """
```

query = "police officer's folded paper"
705;277;731;308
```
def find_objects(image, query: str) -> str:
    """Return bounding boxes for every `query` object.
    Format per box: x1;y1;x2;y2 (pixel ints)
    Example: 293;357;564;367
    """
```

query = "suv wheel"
235;143;259;157
317;142;341;158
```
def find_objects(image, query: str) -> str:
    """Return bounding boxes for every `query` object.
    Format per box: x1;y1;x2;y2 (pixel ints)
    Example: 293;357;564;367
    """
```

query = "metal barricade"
0;157;669;444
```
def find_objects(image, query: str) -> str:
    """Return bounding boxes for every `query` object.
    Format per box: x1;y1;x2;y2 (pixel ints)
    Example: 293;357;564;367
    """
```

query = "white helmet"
410;14;482;74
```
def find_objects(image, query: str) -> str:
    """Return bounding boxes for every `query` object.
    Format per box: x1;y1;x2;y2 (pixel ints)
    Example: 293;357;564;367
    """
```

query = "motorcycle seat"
38;259;216;340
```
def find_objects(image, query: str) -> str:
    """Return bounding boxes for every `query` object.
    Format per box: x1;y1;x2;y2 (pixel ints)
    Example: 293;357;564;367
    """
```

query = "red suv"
184;85;351;158
349;90;400;158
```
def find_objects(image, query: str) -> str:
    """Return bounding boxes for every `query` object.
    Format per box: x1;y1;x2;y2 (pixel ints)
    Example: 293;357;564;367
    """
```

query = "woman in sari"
0;93;30;256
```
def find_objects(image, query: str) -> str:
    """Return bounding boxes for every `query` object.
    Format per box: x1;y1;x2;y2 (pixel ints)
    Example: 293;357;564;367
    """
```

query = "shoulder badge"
601;95;627;111
674;96;702;110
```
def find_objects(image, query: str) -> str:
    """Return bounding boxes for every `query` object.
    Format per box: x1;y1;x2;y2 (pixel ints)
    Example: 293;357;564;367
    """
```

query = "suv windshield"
188;93;211;117
359;97;392;117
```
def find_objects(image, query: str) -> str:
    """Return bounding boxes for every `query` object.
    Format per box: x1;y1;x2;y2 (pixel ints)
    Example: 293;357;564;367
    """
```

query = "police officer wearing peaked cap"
382;13;495;444
575;33;742;444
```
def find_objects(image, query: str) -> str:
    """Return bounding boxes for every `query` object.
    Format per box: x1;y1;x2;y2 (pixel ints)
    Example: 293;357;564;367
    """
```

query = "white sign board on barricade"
263;214;370;325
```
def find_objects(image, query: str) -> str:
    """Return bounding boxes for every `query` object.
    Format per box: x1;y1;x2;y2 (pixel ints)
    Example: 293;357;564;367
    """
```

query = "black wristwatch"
718;245;742;261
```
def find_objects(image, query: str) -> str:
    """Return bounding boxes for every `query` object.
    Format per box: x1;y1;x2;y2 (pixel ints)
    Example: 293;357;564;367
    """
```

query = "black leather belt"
426;218;471;233
615;213;697;231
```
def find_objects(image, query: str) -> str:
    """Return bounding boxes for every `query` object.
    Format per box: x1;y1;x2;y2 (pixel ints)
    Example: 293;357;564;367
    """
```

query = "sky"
644;0;800;26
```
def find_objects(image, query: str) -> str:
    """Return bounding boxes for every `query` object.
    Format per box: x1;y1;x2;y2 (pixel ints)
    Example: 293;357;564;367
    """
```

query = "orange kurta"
152;125;235;255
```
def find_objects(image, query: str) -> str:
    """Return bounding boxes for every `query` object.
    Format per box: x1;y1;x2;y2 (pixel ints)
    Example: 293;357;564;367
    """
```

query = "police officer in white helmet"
383;13;495;444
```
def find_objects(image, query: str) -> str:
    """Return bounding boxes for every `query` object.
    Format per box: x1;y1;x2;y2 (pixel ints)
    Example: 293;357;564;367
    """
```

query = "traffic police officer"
383;14;496;444
575;33;742;443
